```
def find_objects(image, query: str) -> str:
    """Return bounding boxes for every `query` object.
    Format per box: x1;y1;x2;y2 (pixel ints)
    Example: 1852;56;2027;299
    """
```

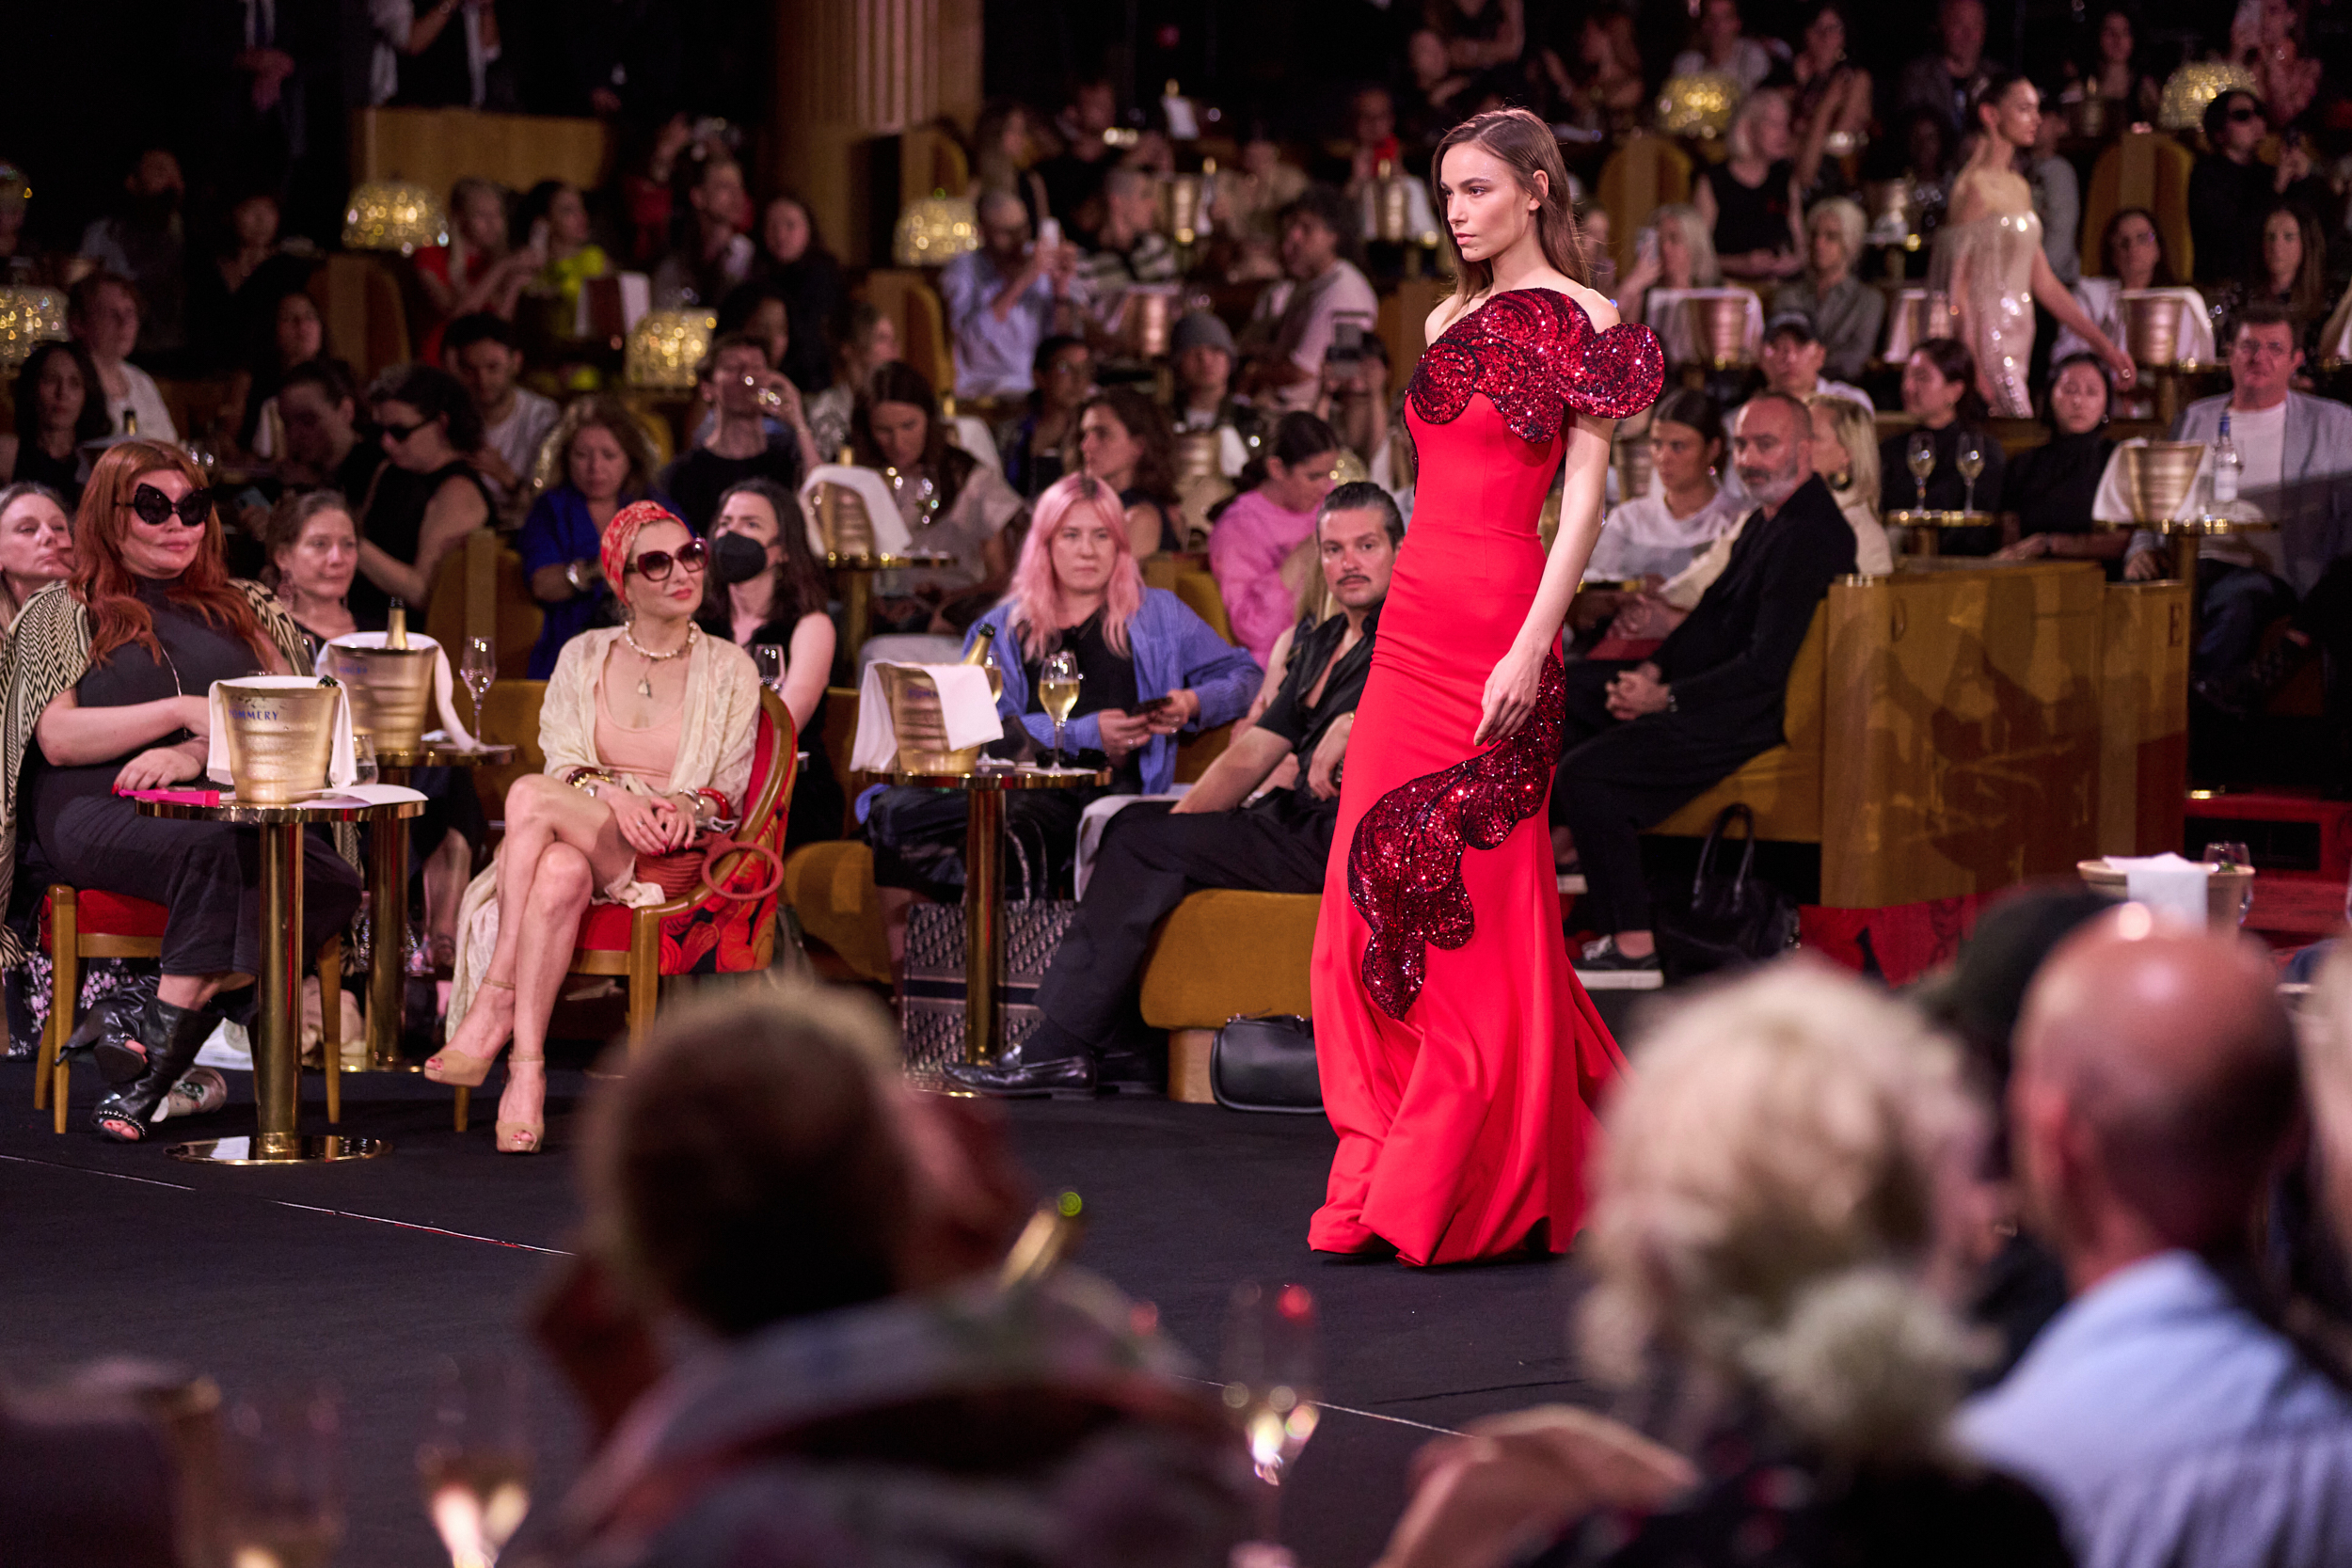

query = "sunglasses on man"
119;483;215;528
626;538;708;581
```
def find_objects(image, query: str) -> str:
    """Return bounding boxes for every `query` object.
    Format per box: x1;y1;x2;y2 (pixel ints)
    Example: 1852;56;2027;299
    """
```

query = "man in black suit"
1551;391;1858;984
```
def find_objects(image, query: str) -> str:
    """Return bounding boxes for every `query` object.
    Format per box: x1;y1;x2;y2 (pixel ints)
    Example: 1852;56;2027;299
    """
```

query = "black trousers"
37;795;363;978
1032;797;1335;1053
866;784;1095;903
1548;660;1778;934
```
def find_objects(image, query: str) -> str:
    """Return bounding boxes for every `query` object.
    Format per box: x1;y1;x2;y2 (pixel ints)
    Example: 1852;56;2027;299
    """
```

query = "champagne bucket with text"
816;481;876;556
2121;441;2206;523
1685;294;1755;369
219;680;341;802
2121;291;2185;367
879;664;1002;774
323;643;436;754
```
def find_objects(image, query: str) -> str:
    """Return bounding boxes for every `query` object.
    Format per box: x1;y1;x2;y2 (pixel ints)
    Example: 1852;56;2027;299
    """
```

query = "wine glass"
1955;433;1986;517
751;641;787;691
352;734;379;787
223;1384;345;1568
1039;650;1081;768
1905;430;1936;513
461;637;496;735
1221;1281;1321;1544
418;1354;533;1568
2208;840;2255;926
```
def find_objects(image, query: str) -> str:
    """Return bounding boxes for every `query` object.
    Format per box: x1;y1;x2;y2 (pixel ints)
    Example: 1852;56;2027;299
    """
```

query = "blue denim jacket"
965;590;1262;796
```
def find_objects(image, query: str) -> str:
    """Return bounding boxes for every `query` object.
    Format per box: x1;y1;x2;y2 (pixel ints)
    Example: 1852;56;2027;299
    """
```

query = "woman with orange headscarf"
432;501;763;1153
0;441;362;1142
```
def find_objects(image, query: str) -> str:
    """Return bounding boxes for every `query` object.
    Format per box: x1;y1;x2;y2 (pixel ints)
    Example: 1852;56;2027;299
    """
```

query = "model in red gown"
1310;287;1664;1265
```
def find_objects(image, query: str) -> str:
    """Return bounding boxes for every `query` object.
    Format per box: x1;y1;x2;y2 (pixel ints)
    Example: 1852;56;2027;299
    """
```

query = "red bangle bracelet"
695;787;731;817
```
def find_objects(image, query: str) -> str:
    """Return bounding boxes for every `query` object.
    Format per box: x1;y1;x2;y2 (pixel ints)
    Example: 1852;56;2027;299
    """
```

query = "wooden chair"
863;270;956;397
452;689;797;1129
307;255;411;384
423;529;544;682
34;888;342;1134
1598;134;1694;288
2080;132;2197;281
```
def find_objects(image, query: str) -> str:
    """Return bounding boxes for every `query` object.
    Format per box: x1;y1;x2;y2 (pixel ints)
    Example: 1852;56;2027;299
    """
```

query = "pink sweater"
1208;489;1318;668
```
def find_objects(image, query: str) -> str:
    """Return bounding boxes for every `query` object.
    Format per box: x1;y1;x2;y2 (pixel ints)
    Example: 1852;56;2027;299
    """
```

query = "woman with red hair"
0;441;361;1141
863;473;1259;974
431;501;762;1153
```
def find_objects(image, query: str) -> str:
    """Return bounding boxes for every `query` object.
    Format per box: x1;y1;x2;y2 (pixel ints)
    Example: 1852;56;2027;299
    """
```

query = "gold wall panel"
2097;579;2191;856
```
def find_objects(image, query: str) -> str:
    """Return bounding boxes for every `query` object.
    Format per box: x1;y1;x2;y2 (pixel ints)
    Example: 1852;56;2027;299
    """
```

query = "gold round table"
1884;509;1997;557
351;741;518;1073
826;550;957;661
867;763;1108;1066
134;788;424;1164
2093;515;2279;640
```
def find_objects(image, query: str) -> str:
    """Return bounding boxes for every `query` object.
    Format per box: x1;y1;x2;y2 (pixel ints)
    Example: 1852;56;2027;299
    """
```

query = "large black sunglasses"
120;483;215;529
626;538;708;581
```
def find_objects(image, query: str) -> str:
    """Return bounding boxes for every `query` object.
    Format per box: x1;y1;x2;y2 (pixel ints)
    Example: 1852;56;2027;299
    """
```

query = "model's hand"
1095;708;1154;764
1605;665;1672;721
115;747;201;792
2103;340;2137;388
1474;646;1545;747
2124;548;2164;581
1307;711;1353;799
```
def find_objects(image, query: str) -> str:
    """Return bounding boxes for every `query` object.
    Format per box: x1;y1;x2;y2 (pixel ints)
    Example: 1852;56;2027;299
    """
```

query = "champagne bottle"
961;624;997;664
2212;410;2241;507
388;600;409;649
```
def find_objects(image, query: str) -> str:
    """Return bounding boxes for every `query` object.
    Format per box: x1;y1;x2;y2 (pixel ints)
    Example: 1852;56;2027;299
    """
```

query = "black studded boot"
92;995;221;1143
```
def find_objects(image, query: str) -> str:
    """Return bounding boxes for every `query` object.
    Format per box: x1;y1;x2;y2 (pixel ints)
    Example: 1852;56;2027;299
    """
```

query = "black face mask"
708;530;771;586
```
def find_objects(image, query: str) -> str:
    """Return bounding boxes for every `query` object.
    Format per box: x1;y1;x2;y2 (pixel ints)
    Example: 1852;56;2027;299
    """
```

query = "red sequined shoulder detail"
1347;654;1568;1020
1407;289;1665;442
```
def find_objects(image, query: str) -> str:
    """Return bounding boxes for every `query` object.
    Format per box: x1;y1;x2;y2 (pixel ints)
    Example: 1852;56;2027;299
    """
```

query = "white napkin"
850;662;1005;772
1073;790;1189;897
313;632;479;750
2105;852;2211;927
206;676;358;793
801;465;915;557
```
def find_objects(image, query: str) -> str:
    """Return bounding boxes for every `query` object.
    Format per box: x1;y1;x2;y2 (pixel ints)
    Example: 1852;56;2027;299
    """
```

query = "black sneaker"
1574;935;1663;990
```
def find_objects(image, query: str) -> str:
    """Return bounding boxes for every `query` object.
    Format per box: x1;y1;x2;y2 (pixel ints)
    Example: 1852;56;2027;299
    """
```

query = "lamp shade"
2158;61;2259;133
0;284;65;372
625;309;716;390
893;195;979;267
1656;73;1741;139
342;181;448;255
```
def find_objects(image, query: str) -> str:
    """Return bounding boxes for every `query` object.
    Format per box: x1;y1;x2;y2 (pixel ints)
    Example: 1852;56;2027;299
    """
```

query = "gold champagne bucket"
879;664;1004;774
1173;430;1224;485
2068;96;2108;140
323;643;436;754
1685;295;1754;369
2121;441;2206;523
219;679;342;803
1123;290;1173;357
816;481;876;556
1160;173;1204;245
1613;434;1654;499
2120;291;2185;367
1372;164;1412;245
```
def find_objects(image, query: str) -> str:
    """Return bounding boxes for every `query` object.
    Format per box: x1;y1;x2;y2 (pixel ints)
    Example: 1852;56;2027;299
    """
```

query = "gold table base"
170;1133;389;1164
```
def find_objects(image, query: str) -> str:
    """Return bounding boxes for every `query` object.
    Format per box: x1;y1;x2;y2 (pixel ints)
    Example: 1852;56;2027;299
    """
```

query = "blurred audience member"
521;395;667;677
1426;0;1527;86
1995;356;2127;572
1208;132;1311;275
1077;388;1181;557
373;0;507;108
527;986;1250;1566
1241;186;1378;414
971;99;1050;227
2026;99;2080;290
1960;916;2352;1565
185;191;311;376
2054;208;2214;372
1698;88;1804;284
76;149;185;359
1078;167;1178;296
854;361;1024;640
0;163;29;282
942;189;1084;400
2215;203;2329;364
1342;85;1439;241
443;313;559;513
753;193;844;392
67;273;175;441
1760;312;1872;411
1000;335;1093;499
1406;27;1481;147
1035;75;1120;239
1879;339;2004;553
413;178;535;360
1896;0;1998;142
1315;330;1401;493
805;301;898;462
1168;311;1254;479
0;341;107;505
230;290;326;459
516;179;611;321
1670;0;1777;93
0;483;74;629
660;334;814;533
2189;91;2324;287
358;364;493;621
653;154;755;309
1586;388;1739;583
2067;6;2161;125
1789;3;1871;200
1806;392;1894;574
560;0;683;122
275;359;382;501
1539;11;1645;143
1211;411;1341;665
265;489;373;643
697;479;842;847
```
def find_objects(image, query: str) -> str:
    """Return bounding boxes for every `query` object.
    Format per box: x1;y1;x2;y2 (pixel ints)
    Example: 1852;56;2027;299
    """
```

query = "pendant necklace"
621;622;696;698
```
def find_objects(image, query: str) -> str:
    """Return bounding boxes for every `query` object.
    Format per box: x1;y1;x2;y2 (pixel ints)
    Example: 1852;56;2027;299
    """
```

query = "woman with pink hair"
863;474;1260;948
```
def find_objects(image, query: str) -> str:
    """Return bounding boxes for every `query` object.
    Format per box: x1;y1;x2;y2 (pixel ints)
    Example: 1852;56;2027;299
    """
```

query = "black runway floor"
0;1057;1603;1568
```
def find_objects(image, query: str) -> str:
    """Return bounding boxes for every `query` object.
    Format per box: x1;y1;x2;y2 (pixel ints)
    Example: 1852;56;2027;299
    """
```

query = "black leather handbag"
1653;802;1801;983
1211;1014;1323;1114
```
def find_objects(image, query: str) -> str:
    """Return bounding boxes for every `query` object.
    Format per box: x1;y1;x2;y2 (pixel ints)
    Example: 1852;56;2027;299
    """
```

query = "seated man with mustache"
1549;391;1858;985
946;482;1399;1098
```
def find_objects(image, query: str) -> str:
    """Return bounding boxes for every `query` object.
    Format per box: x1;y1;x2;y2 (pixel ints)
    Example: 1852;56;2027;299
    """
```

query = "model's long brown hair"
1431;108;1591;314
75;441;271;667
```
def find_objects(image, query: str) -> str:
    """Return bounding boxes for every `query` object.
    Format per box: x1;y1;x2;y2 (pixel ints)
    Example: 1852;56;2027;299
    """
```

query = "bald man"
939;188;1086;398
1958;914;2352;1568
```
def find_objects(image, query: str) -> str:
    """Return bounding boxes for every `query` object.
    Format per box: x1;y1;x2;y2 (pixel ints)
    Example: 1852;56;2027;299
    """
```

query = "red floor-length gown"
1310;287;1663;1265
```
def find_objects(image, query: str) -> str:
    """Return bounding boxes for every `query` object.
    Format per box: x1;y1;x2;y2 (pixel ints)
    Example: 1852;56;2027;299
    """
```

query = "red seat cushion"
576;903;637;950
46;888;170;942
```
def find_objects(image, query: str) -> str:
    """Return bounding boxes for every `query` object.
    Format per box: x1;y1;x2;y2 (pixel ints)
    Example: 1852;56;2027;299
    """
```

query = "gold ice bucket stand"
816;481;877;556
879;664;1004;774
218;680;342;803
322;643;437;756
2122;441;2205;524
1684;294;1754;369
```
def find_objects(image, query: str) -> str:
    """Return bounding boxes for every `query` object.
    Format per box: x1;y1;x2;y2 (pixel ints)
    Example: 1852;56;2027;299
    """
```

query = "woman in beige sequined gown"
1935;75;2136;416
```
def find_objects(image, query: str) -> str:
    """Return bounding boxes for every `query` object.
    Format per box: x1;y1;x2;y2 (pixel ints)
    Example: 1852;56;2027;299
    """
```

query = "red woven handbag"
633;835;785;903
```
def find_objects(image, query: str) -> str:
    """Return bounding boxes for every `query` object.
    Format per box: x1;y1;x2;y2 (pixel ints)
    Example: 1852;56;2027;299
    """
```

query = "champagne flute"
418;1354;533;1568
1905;430;1936;513
1221;1281;1321;1544
751;641;787;691
223;1384;345;1568
2209;840;2255;926
461;637;496;736
352;734;379;787
1955;433;1985;517
1040;649;1081;768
